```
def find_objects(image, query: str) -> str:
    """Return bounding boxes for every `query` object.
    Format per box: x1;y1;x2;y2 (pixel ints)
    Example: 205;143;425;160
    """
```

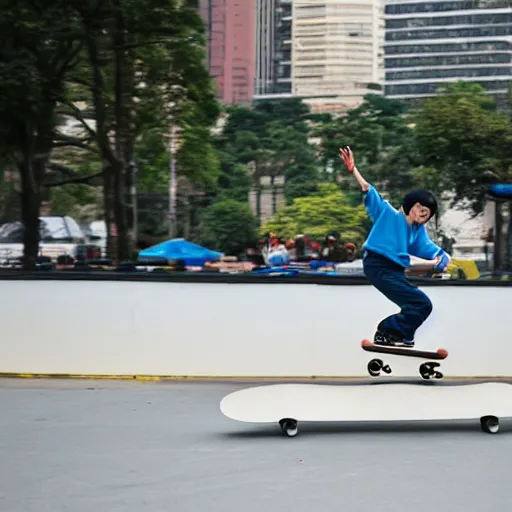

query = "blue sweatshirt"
362;184;445;268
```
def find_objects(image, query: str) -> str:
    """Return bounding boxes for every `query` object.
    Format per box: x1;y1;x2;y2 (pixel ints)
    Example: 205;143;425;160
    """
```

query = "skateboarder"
338;145;450;348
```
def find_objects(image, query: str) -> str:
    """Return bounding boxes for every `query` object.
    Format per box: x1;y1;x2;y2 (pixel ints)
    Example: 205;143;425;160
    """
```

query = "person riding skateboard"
339;145;451;348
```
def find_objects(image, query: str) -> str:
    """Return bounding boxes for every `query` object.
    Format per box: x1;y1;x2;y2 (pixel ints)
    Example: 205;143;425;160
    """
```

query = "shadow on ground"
218;418;512;439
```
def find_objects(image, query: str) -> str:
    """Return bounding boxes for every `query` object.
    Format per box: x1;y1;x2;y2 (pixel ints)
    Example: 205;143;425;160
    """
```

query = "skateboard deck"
220;382;512;437
361;339;448;380
361;339;448;360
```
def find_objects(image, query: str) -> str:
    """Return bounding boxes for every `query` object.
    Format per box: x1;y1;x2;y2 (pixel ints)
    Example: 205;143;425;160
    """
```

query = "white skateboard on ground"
220;382;512;437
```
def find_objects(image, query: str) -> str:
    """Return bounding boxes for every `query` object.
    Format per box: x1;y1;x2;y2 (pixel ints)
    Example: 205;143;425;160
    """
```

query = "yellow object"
448;259;480;280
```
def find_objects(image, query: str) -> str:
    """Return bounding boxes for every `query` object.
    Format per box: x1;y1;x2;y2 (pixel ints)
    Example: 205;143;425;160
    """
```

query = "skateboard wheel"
368;358;384;377
279;418;298;437
480;416;500;434
419;362;441;380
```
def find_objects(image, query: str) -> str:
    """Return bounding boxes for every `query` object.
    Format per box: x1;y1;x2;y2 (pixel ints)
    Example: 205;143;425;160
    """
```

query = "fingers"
339;148;350;163
339;146;352;159
339;146;354;172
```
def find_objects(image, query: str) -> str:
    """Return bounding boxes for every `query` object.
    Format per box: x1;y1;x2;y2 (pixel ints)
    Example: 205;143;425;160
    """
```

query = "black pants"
363;250;433;341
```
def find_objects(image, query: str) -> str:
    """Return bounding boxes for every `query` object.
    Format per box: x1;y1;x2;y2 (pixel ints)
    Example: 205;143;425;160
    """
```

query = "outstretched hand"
339;146;355;172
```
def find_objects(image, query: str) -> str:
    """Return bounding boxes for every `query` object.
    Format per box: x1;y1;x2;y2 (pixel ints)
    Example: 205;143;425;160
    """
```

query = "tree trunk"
85;26;133;263
19;160;43;269
113;0;135;261
113;161;130;260
103;165;116;261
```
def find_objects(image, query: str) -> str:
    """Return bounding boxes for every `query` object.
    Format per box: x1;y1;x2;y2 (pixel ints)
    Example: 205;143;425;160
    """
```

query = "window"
388;12;512;30
385;41;511;54
386;25;512;41
386;53;511;68
386;66;511;81
385;79;511;96
384;1;508;15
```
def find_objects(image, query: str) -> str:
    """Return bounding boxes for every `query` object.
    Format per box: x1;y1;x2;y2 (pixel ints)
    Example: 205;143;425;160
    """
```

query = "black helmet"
402;189;438;219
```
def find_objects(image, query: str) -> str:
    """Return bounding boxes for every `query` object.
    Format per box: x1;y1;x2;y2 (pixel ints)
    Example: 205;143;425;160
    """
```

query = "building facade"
291;0;384;113
198;0;257;105
384;0;512;108
254;0;293;98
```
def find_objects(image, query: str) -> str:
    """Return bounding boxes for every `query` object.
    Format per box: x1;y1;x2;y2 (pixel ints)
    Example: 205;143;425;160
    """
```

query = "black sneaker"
374;330;415;348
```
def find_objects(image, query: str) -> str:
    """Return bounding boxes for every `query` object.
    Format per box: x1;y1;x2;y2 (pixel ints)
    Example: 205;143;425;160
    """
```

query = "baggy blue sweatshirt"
362;184;446;268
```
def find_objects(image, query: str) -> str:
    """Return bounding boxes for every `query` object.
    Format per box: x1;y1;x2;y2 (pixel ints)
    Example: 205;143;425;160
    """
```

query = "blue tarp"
488;183;512;200
137;238;223;266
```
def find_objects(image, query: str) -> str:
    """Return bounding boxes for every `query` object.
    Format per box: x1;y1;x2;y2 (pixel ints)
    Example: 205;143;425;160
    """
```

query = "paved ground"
1;378;511;512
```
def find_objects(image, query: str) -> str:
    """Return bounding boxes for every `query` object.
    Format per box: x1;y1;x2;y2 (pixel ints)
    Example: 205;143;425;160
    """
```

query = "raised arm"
339;146;369;192
339;146;390;221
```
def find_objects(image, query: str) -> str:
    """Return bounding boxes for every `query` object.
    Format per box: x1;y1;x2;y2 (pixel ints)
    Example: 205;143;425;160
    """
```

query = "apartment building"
384;0;512;108
292;0;385;114
198;0;257;105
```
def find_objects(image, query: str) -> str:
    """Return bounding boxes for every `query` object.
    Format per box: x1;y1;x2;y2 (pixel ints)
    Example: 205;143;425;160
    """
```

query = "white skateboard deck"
220;382;512;436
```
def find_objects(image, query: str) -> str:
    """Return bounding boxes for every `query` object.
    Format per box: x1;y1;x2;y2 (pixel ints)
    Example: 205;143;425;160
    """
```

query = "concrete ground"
1;378;511;512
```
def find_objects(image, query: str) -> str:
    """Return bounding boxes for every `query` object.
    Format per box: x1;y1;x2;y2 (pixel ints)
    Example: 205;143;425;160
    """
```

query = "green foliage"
134;129;170;193
261;183;368;245
0;1;82;139
129;0;221;191
312;94;417;206
198;199;258;256
176;101;220;190
213;98;320;210
50;183;102;224
0;0;87;266
414;81;512;213
215;149;252;203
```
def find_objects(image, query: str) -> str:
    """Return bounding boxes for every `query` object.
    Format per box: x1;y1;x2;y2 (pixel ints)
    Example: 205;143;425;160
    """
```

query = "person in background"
344;242;356;262
262;233;290;267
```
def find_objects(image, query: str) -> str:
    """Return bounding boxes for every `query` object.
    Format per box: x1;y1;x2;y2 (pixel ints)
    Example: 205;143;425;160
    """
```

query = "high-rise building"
291;0;385;113
384;0;512;108
254;0;293;98
198;0;257;105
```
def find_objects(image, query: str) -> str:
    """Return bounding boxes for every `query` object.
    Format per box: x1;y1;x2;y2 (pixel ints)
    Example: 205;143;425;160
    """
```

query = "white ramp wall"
0;277;509;378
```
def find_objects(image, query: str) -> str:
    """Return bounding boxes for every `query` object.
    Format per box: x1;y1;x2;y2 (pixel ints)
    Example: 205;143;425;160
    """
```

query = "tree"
67;0;220;260
214;149;252;203
0;0;86;267
214;98;320;222
198;199;258;257
312;94;420;206
414;81;512;267
260;183;368;246
414;82;512;211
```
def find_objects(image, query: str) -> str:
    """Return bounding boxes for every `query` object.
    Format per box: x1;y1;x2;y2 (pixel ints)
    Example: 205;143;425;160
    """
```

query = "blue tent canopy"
137;238;223;266
488;183;512;200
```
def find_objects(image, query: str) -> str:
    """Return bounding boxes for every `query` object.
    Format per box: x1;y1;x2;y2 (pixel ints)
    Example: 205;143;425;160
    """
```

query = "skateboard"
361;339;449;380
220;382;512;437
